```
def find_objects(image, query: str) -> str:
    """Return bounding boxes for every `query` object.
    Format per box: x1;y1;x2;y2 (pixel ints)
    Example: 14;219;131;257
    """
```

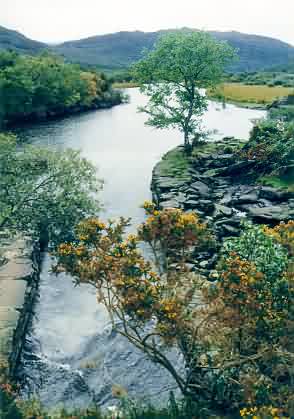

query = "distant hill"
0;25;294;73
54;29;294;72
0;25;45;54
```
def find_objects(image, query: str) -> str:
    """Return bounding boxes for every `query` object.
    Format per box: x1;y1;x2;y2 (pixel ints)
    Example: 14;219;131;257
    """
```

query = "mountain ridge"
0;25;46;54
1;25;294;72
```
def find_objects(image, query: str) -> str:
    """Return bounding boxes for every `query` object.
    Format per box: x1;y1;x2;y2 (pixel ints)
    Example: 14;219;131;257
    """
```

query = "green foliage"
0;25;45;55
227;70;294;88
133;31;236;151
259;174;294;192
156;147;190;177
0;388;220;419
0;385;22;419
56;209;293;415
241;119;294;176
0;133;101;251
0;51;122;127
269;104;294;122
222;223;288;282
214;222;294;412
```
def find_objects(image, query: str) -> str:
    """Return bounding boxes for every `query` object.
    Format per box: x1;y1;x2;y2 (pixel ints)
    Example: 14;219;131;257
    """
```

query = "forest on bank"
0;51;123;128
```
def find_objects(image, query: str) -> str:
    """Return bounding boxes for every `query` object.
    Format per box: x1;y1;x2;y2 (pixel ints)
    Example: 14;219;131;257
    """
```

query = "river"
15;89;265;409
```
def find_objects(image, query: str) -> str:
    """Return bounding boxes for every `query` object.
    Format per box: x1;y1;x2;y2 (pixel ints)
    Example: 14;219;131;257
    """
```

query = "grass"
208;83;294;105
259;174;294;192
157;147;190;179
113;81;294;106
112;82;139;88
157;139;246;180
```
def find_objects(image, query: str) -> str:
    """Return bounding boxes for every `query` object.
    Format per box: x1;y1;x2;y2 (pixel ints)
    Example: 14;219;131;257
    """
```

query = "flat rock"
221;224;240;236
233;192;260;205
220;160;255;176
202;168;224;177
213;204;233;218
160;200;181;209
156;177;186;191
184;199;199;209
198;200;215;214
247;205;294;223
189;181;210;197
259;186;293;202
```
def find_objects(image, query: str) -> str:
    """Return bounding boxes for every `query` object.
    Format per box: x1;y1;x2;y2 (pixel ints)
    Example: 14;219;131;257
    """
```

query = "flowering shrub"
56;207;293;415
239;405;287;419
205;223;293;413
56;203;216;400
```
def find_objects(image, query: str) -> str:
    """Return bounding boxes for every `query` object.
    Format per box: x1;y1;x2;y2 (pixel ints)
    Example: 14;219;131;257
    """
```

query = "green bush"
241;119;294;176
269;105;294;122
0;51;122;127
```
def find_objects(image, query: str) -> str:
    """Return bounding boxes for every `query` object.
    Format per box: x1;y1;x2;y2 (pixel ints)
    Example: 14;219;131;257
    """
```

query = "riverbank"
113;81;294;110
151;140;294;273
0;238;41;380
14;88;266;409
208;82;294;107
3;95;123;130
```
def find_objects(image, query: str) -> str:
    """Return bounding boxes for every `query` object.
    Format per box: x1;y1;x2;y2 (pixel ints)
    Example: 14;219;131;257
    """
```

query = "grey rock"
202;168;224;177
220;192;233;205
213;191;225;199
177;192;188;204
198;200;215;214
214;204;233;218
184;199;199;209
205;154;235;168
220;160;255;176
215;215;242;228
199;260;209;268
189;181;210;197
220;224;240;236
160;200;181;209
259;186;293;202
247;205;294;223
233;192;259;205
156;177;186;191
160;192;177;201
216;179;230;187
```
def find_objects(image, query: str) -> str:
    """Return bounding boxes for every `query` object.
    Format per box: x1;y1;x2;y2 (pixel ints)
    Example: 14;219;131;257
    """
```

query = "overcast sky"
1;0;294;45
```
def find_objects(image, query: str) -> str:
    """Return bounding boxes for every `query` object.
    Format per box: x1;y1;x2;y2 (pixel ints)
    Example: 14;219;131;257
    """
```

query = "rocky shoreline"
151;139;294;273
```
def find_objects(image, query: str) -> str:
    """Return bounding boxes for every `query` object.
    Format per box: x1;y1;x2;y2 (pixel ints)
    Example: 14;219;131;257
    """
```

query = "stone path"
0;239;34;374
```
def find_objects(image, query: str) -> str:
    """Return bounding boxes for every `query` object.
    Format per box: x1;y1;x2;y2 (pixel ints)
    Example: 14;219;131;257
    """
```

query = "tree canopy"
133;31;236;151
0;52;121;128
0;133;102;253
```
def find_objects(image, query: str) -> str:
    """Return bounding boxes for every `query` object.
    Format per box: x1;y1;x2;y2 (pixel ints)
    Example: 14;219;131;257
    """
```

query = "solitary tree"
132;31;236;152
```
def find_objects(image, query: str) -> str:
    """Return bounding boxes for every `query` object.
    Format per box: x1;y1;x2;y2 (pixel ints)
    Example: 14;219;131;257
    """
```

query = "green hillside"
54;29;294;72
0;25;293;73
0;25;45;54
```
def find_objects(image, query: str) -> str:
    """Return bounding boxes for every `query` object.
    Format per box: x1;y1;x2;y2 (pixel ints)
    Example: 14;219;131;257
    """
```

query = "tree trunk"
39;223;49;252
184;131;192;155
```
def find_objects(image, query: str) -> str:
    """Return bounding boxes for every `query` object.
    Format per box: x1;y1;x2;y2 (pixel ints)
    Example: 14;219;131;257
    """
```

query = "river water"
15;89;265;409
